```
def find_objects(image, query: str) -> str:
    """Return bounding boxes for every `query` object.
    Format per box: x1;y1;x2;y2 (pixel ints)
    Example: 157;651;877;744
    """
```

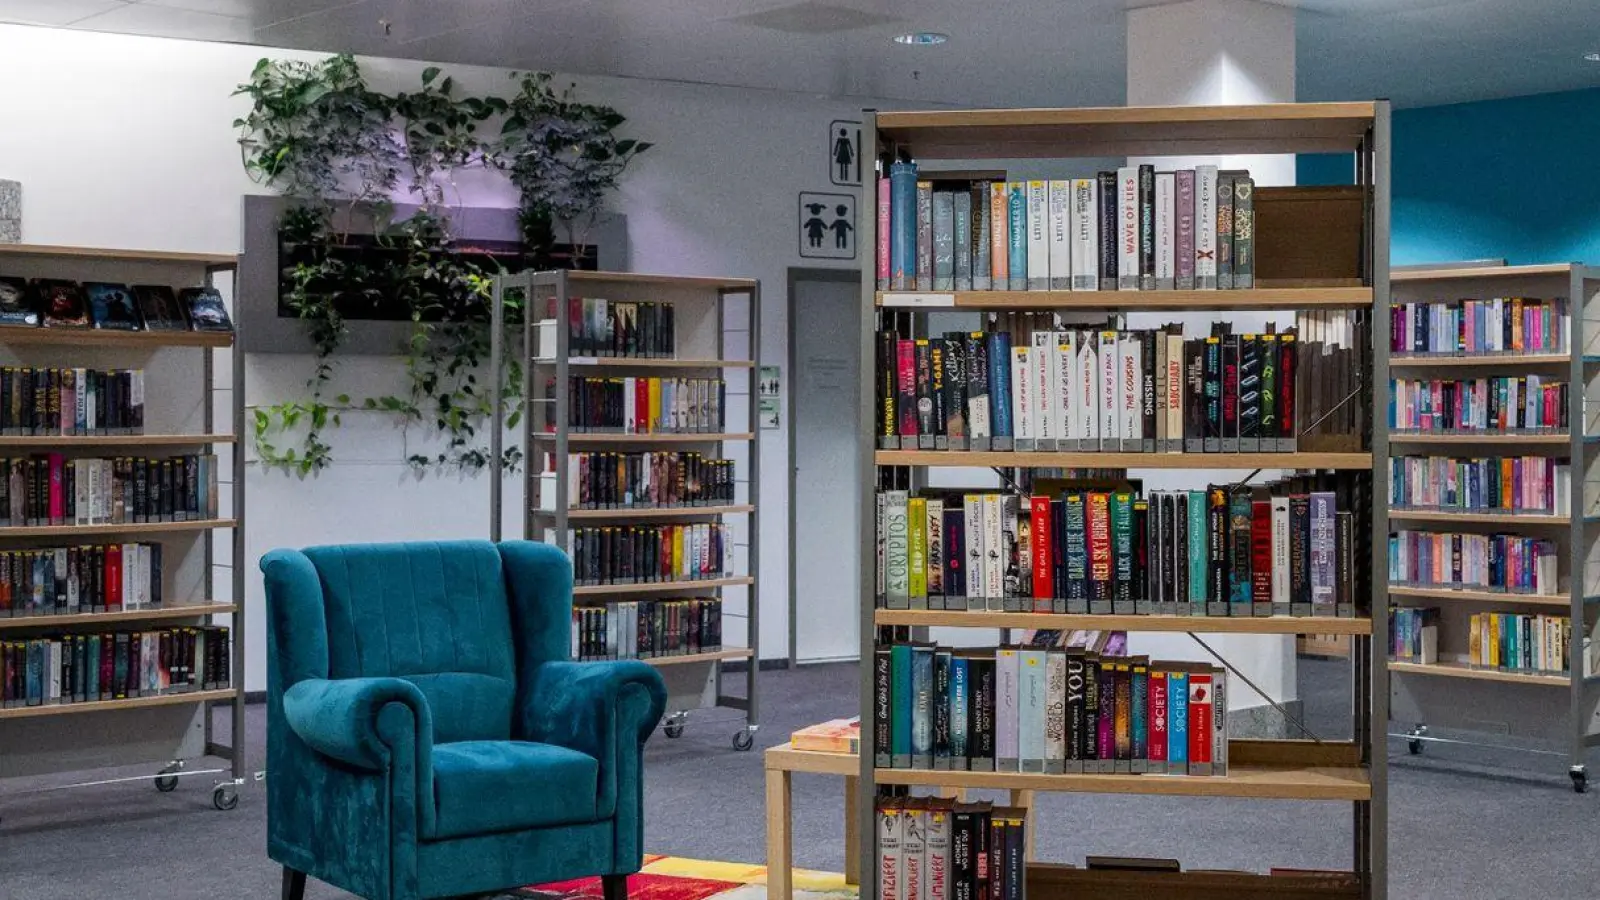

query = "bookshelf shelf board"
535;433;755;445
1389;353;1570;368
541;504;755;521
873;102;1376;158
0;688;239;721
561;271;758;290
876;287;1371;312
0;243;237;266
873;609;1371;635
573;576;754;597
1385;510;1569;525
1391;263;1580;282
0;327;234;349
0;603;237;630
876;450;1371;470
643;647;754;668
1386;585;1570;608
0;518;236;538
541;357;756;369
0;434;236;448
1387;433;1569;446
1388;661;1569;686
872;763;1370;801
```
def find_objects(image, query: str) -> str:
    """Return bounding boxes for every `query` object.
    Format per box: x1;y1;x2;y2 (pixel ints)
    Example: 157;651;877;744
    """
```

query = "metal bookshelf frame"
1386;262;1600;792
854;102;1391;899
491;269;762;750
0;244;247;816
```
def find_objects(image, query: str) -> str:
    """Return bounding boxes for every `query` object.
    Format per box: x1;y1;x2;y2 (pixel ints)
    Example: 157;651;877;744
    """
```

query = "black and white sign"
828;120;862;186
798;192;856;260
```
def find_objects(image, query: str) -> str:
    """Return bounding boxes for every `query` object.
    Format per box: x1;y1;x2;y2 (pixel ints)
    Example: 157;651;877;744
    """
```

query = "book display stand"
855;103;1391;898
1386;262;1600;792
495;270;761;750
0;243;245;815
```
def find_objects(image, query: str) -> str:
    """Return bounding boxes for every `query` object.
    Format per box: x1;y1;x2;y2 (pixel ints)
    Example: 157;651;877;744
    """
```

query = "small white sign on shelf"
880;292;956;308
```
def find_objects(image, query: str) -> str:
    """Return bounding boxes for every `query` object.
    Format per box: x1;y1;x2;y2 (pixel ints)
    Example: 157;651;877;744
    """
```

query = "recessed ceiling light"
1586;51;1600;62
894;32;948;46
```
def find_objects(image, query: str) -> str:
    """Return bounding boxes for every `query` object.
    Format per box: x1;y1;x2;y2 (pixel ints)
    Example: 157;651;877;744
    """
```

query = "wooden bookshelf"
0;602;236;630
874;609;1372;635
1389;353;1569;368
876;450;1370;470
1391;263;1580;282
1387;433;1569;446
546;504;755;520
644;647;754;668
1386;509;1568;525
0;518;236;538
1387;585;1571;608
573;576;755;597
0;243;237;265
0;688;239;721
1388;660;1569;687
562;271;758;290
877;286;1370;311
0;326;234;348
0;433;236;448
533;432;755;444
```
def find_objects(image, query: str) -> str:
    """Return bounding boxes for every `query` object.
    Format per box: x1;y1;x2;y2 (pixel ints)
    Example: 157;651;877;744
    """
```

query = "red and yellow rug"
522;856;855;900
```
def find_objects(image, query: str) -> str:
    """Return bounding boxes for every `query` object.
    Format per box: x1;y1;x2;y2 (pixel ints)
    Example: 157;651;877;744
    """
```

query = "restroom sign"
799;192;856;260
828;120;862;186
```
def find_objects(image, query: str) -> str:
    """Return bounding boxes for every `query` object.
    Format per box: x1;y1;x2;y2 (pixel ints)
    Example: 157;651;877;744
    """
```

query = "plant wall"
234;55;650;475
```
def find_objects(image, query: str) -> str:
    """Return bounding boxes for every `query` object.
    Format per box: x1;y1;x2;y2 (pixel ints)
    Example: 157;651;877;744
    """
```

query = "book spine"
1046;181;1071;291
1138;164;1155;290
912;644;934;767
1239;334;1261;450
1027;180;1050;291
1310;491;1338;610
1018;648;1045;772
1030;496;1052;608
884;491;909;609
1044;649;1066;773
1007;182;1028;291
1175;170;1196;290
964;495;985;603
1188;670;1213;775
1216;172;1236;290
972;184;991;291
1271;496;1291;610
1228;492;1252;609
1221;334;1240;453
926;499;946;606
916;181;934;290
1149;667;1169;767
982;495;1004;605
1204;337;1222;452
1116;167;1139;290
1110;492;1134;609
1035;331;1057;448
1011;347;1032;448
1069;179;1097;291
1233;176;1254;289
933;189;956;291
1195;165;1218;289
950;656;969;768
989;182;1009;289
878;175;892;290
907;496;928;607
1096;171;1118;291
927;801;951;900
953;189;973;292
1155;171;1175;290
1140;330;1156;453
877;800;902;900
933;649;951;767
996;648;1019;771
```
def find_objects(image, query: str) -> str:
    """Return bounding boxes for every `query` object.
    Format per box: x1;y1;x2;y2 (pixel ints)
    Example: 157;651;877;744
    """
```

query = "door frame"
787;265;863;666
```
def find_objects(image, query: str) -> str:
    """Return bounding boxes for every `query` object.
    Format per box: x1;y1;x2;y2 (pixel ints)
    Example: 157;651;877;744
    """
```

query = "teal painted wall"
1297;86;1600;267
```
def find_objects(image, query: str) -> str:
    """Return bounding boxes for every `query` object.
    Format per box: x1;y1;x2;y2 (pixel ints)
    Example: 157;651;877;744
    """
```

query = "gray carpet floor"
0;659;1590;899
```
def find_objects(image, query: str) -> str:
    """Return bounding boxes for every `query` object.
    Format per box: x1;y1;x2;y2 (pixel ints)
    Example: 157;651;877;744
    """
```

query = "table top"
764;742;859;776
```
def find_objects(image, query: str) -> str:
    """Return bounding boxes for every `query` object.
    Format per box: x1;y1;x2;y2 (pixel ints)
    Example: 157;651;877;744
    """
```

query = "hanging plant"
391;67;503;207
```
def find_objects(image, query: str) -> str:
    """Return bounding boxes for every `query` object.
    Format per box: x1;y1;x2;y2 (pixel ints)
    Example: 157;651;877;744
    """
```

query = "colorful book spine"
890;162;918;290
1007;182;1028;291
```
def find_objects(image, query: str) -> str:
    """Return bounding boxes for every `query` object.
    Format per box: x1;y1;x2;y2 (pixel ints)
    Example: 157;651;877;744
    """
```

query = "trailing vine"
232;54;649;476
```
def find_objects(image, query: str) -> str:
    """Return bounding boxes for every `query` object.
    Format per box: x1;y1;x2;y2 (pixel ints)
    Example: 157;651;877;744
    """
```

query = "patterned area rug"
518;856;857;900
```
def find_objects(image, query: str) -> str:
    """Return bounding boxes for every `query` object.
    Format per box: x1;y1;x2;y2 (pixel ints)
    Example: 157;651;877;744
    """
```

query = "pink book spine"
877;177;891;289
48;453;64;522
1175;170;1196;286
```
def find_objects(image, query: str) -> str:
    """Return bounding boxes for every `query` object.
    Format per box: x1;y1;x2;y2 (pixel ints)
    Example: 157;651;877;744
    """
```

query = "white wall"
0;23;905;690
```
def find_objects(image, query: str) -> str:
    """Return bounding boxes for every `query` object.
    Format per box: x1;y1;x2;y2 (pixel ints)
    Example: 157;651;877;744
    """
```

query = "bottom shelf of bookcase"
1027;864;1361;900
1387;660;1569;686
0;687;238;720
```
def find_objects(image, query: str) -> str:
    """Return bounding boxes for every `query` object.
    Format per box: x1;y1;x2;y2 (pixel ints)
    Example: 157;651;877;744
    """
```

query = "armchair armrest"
283;676;434;772
520;660;667;760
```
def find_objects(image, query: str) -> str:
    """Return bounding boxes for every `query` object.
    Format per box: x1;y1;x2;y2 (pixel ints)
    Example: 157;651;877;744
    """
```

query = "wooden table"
764;742;1035;900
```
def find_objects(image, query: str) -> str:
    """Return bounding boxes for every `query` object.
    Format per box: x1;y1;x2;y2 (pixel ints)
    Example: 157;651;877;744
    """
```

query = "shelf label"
882;292;956;308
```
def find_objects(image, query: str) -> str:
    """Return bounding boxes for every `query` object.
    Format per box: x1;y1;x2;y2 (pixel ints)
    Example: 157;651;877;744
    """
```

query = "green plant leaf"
422;66;441;85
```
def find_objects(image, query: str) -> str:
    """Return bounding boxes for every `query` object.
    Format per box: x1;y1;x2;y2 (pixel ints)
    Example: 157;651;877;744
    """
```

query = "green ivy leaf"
422;66;441;85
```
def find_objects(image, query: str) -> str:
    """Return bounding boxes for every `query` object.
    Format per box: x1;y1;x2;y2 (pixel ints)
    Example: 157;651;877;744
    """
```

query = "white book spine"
1120;333;1141;446
623;377;636;433
1271;496;1290;606
1070;178;1099;291
964;494;985;601
1011;347;1033;442
1047;180;1072;290
1080;334;1101;449
1027;180;1050;290
1195;165;1219;288
1117;166;1140;290
1099;331;1119;443
1034;331;1056;444
982;494;1004;601
1155;172;1176;290
1166;333;1184;451
1059;331;1078;444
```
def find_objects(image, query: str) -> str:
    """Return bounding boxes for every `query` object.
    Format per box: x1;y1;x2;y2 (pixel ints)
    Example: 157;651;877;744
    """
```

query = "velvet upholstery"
262;540;667;900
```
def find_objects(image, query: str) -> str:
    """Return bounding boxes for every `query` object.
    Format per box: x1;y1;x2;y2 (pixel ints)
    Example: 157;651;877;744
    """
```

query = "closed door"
791;272;862;663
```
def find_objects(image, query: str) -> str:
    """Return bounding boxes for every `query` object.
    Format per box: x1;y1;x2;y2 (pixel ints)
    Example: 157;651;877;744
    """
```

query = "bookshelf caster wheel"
1407;724;1428;755
212;785;239;811
664;714;686;739
1570;768;1587;794
154;764;181;792
1408;739;1423;756
732;729;754;751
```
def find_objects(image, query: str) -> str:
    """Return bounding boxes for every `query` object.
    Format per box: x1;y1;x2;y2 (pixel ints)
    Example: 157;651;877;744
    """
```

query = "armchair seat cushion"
428;740;600;840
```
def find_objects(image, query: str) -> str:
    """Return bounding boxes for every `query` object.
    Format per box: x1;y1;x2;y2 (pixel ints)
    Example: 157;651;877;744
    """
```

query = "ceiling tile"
71;2;253;41
0;0;128;26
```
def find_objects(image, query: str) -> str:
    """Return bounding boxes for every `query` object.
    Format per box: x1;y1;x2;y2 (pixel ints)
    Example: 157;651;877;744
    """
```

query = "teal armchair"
261;540;667;900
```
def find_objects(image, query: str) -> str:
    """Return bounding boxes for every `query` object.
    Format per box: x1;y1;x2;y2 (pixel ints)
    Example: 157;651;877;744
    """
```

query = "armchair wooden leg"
281;867;307;900
602;874;629;900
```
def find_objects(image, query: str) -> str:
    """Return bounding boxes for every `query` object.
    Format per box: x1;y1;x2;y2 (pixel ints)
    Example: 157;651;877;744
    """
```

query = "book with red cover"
1030;496;1052;611
1279;333;1296;447
1187;669;1214;775
47;452;64;524
1086;492;1113;608
897;339;918;440
1251;497;1274;612
106;544;123;612
635;379;648;433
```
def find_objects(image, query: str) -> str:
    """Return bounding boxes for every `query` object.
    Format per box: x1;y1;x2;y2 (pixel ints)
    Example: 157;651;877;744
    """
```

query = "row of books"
552;523;733;585
875;800;1026;900
572;598;723;660
541;451;737;510
557;297;676;358
1389;531;1558;596
877;165;1259;292
1387;456;1571;515
872;642;1229;775
0;543;164;617
0;625;231;708
1388;376;1568;434
0;454;222;528
1391;606;1439;663
0;367;145;435
562;376;728;434
876;479;1361;616
0;278;232;332
1466;612;1572;675
1392;297;1569;356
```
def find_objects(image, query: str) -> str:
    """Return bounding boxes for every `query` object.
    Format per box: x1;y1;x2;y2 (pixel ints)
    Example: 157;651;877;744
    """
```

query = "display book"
875;309;1369;454
0;274;232;332
0;624;230;707
876;470;1364;619
573;597;723;660
876;163;1260;292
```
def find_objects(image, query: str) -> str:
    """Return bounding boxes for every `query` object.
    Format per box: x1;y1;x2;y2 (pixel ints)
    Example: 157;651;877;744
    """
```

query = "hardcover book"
133;285;187;331
0;278;38;326
181;288;233;332
38;281;90;328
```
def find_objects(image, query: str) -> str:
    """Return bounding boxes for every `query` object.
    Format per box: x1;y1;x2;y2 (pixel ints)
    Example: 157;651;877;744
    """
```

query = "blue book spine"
987;332;1013;437
1007;182;1028;290
26;640;43;705
1131;665;1148;765
1187;490;1208;604
889;161;919;290
1168;671;1189;765
911;644;934;766
950;656;970;765
891;643;912;764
